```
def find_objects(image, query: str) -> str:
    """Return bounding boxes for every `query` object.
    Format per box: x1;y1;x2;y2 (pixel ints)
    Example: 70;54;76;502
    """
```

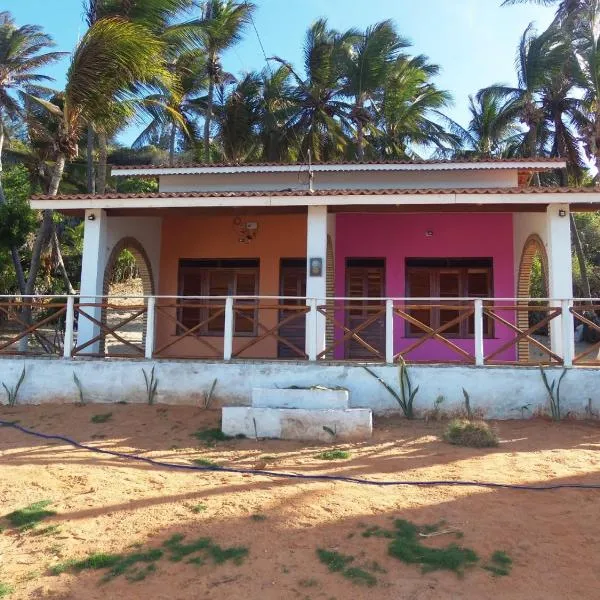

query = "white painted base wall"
0;358;597;419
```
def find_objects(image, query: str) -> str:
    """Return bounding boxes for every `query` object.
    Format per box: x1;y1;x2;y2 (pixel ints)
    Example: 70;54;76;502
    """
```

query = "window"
405;258;493;337
178;259;259;336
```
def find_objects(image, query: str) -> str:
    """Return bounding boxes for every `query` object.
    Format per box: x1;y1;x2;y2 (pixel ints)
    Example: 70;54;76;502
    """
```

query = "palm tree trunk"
204;75;215;163
0;117;27;294
355;97;365;160
97;132;108;195
571;213;592;298
169;121;177;166
53;227;75;294
86;126;96;194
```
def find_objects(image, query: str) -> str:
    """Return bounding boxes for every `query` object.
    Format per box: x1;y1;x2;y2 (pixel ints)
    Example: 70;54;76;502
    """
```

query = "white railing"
0;294;595;367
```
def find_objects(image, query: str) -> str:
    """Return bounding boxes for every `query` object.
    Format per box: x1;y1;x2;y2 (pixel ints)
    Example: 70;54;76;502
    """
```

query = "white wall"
512;211;548;292
0;357;594;419
159;170;517;193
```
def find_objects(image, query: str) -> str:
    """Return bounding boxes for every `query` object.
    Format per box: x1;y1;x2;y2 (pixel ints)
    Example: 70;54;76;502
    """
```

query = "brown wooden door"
345;259;385;359
279;260;307;358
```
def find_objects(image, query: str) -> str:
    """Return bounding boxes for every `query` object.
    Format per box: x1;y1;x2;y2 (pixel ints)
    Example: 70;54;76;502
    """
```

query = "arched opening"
517;234;549;362
101;237;155;356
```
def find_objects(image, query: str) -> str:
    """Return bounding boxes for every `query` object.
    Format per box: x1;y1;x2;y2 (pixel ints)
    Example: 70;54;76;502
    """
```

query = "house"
19;158;600;415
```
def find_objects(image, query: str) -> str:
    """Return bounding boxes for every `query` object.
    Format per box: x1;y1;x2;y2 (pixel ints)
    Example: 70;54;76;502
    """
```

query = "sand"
1;405;599;600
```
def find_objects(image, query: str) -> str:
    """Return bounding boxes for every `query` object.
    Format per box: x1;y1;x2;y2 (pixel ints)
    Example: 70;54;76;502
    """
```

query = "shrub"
443;419;498;448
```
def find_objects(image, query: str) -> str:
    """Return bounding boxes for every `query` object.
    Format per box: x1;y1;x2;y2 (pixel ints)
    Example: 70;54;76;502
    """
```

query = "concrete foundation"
251;387;349;410
0;357;597;420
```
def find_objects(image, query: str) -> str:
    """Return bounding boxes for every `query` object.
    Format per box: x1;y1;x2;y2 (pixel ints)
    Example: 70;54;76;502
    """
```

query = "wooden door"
345;259;385;359
278;260;307;358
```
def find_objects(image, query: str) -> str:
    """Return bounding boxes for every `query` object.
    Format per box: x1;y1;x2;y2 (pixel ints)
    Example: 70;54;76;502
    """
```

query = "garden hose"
2;419;600;491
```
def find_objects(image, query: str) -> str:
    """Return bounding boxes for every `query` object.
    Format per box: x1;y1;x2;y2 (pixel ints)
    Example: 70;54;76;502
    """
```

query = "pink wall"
335;213;516;362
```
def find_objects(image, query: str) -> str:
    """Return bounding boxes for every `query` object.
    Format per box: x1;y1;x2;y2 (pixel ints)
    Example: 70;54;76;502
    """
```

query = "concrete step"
222;407;372;442
251;387;349;410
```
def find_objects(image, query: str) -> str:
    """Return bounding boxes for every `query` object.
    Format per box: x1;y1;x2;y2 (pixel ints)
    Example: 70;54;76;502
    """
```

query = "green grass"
0;583;14;598
163;534;248;565
343;567;377;587
4;500;56;531
192;428;231;444
91;413;113;424
191;458;219;468
315;450;350;461
443;419;499;448
484;551;513;576
190;503;207;514
361;526;395;539
387;519;478;575
250;514;267;522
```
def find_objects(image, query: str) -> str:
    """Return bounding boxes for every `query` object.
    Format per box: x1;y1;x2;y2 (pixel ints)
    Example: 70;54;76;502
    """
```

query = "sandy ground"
1;406;600;600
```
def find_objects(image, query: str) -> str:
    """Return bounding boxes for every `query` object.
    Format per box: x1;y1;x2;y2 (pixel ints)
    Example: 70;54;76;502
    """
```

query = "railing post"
306;298;317;361
385;299;394;364
144;296;156;360
561;299;574;368
223;296;234;361
63;295;75;359
474;299;484;366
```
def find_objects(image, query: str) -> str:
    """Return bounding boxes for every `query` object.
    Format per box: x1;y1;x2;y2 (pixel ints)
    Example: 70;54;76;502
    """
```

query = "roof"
110;158;566;176
31;186;596;201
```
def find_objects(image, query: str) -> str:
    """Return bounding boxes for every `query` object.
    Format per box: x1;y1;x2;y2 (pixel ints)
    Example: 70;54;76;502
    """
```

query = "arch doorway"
101;237;155;356
516;234;549;362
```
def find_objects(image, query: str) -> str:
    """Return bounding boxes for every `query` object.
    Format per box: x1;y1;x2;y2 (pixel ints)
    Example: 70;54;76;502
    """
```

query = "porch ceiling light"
558;209;567;217
87;214;96;221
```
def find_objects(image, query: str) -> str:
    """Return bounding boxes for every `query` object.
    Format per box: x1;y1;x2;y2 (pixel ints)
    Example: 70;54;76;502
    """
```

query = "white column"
145;296;156;360
473;299;484;366
306;206;328;358
223;297;234;361
77;209;108;354
385;299;394;364
546;204;574;361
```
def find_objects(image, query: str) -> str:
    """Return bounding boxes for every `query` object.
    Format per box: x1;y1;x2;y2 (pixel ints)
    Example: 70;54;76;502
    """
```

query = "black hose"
2;419;600;491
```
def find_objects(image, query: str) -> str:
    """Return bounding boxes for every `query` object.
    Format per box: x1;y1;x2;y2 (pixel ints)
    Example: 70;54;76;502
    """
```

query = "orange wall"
156;213;307;358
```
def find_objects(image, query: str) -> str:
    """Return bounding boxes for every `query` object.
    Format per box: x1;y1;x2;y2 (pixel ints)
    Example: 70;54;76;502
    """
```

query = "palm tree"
26;17;173;296
0;11;64;293
271;19;356;162
133;50;207;165
188;0;254;162
341;20;409;159
459;88;523;157
375;55;458;159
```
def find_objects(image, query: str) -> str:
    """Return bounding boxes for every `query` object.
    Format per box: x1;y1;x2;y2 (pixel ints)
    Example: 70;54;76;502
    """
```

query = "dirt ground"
1;406;600;600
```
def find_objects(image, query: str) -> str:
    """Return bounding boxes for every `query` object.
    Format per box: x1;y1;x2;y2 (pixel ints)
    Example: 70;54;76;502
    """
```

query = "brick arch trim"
517;234;549;362
100;237;154;355
103;237;155;297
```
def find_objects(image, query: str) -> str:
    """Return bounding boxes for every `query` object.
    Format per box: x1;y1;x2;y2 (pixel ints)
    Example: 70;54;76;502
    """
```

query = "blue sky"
6;0;556;145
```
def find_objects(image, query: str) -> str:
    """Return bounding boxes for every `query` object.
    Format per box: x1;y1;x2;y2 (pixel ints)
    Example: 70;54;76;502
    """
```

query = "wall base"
0;358;597;420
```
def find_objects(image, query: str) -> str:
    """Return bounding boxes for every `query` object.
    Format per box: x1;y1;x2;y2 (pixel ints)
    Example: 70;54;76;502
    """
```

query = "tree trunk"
571;213;592;299
355;96;365;161
53;227;76;294
0;118;27;294
86;126;96;194
97;132;108;195
169;121;177;166
204;75;215;163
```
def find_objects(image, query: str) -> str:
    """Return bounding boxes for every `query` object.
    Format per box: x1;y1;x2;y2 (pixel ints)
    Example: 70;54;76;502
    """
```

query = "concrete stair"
222;387;372;441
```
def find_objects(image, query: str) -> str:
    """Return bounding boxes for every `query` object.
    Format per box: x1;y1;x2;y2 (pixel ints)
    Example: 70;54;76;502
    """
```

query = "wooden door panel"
345;263;385;359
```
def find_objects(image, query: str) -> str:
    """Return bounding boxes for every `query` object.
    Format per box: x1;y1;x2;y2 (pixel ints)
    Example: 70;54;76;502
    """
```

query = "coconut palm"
375;55;458;159
25;17;172;296
185;0;255;162
271;19;356;162
341;20;409;159
133;50;207;165
0;11;64;292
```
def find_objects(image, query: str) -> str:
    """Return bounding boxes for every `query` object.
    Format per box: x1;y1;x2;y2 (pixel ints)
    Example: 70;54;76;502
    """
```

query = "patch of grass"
191;458;219;468
484;550;513;576
190;503;207;514
388;519;478;575
4;501;56;531
250;514;267;522
362;526;394;539
343;567;377;587
192;428;231;444
91;413;112;424
443;419;499;448
315;450;350;461
163;534;248;566
0;583;14;598
33;525;61;536
317;549;354;573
